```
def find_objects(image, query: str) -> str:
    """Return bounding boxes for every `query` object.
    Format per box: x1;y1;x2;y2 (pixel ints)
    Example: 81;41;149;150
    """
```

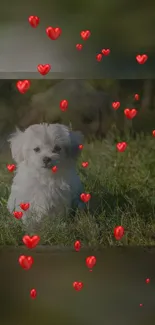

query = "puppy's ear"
68;131;84;159
8;128;25;163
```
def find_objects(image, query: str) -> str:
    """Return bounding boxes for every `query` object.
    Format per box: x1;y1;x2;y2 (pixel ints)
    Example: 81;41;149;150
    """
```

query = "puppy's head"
8;123;84;170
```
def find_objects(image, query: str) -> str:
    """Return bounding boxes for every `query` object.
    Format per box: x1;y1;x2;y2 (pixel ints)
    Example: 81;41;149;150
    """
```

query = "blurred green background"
0;1;155;76
0;79;155;149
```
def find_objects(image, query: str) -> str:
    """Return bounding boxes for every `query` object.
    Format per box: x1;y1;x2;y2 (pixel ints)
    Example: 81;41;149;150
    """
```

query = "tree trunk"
141;80;153;112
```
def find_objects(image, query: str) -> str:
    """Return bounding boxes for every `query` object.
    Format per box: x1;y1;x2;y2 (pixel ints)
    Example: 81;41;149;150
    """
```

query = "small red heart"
52;166;58;173
86;256;96;269
74;240;81;252
7;164;16;172
124;108;137;119
116;142;127;152
82;161;89;168
78;144;83;150
18;255;34;270
46;27;62;40
16;80;30;94
152;130;155;137
134;93;139;101
136;54;148;64
96;54;102;62
80;30;91;40
23;235;40;249
114;226;124;240
60;99;68;111
37;64;51;75
30;288;37;299
80;193;91;203
20;202;30;211
145;278;150;284
101;48;110;56
13;211;23;219
112;101;120;110
76;44;83;50
73;281;83;291
28;15;40;28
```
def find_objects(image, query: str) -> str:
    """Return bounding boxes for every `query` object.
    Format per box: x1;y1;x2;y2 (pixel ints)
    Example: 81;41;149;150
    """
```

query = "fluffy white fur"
7;123;85;231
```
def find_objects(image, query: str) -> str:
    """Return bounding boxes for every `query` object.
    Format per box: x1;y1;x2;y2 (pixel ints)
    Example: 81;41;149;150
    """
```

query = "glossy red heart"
114;226;124;240
13;211;23;219
101;48;110;56
124;108;137;119
78;144;83;150
22;235;40;249
30;288;37;299
74;240;81;252
116;142;127;152
46;27;62;40
82;161;89;168
60;99;68;111
80;193;91;203
145;278;150;284
37;64;51;75
20;203;30;211
152;130;155;137
52;166;58;173
136;54;148;64
112;101;120;110
96;54;102;62
86;256;96;270
7;164;16;172
18;255;34;270
134;93;139;100
73;281;83;291
80;30;91;40
76;44;83;50
16;80;30;94
28;15;40;28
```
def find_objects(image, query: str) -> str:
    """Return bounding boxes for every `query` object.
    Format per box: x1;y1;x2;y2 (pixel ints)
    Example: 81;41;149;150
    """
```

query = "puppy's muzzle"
43;156;54;168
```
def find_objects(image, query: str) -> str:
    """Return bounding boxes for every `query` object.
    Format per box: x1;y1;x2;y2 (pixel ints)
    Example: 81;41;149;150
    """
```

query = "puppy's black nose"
43;157;52;164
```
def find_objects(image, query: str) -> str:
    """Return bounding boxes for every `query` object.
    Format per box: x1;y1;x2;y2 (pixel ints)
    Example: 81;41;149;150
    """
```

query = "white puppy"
7;123;85;231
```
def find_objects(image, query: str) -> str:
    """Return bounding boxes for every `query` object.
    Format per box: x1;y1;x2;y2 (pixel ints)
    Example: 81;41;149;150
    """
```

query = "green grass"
1;132;155;247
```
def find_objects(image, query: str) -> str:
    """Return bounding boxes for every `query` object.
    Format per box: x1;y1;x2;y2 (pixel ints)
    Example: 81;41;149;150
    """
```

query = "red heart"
18;255;34;270
46;27;62;40
30;288;37;299
101;48;110;56
116;142;127;152
80;193;91;203
22;235;40;249
78;144;83;150
7;164;16;172
80;30;91;40
13;211;23;219
136;54;148;64
76;44;83;51
114;226;124;240
82;161;89;168
145;278;150;284
112;101;120;110
52;166;58;173
60;99;68;111
124;108;137;119
96;54;102;62
28;15;40;28
37;64;51;75
152;130;155;137
86;256;96;269
73;281;83;291
134;93;139;101
20;202;30;211
74;240;81;252
16;80;30;94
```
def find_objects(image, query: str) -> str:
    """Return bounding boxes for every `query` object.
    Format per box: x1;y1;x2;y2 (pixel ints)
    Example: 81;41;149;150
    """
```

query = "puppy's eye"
53;145;61;153
34;147;40;153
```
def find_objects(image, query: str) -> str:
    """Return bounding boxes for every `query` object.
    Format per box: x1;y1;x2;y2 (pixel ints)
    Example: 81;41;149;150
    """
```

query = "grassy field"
0;131;155;247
